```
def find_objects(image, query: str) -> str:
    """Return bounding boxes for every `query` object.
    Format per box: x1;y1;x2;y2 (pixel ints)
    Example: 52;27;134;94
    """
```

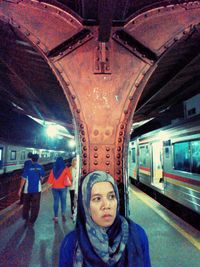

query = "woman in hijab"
59;171;151;267
48;157;72;223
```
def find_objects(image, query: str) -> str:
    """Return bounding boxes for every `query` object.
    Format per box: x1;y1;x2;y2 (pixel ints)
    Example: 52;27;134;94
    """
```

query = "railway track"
0;167;51;212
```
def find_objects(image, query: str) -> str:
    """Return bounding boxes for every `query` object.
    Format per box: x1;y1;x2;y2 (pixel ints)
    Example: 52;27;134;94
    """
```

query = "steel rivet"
93;129;99;136
105;130;110;136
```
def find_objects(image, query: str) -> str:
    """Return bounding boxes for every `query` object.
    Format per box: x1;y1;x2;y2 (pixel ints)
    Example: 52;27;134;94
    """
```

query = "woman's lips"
102;214;112;220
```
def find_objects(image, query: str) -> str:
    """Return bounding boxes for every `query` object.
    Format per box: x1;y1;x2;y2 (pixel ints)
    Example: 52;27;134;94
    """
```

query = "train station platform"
0;184;199;267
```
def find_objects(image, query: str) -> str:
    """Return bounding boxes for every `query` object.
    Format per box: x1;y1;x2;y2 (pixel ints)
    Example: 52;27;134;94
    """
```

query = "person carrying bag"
48;157;72;223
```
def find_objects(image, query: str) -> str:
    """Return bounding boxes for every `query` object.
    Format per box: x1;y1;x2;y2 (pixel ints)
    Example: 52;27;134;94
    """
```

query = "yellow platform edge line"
130;187;200;250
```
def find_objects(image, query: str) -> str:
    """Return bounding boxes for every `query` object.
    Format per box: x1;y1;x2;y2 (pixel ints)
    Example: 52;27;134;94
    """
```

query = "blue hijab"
75;171;144;267
53;157;65;179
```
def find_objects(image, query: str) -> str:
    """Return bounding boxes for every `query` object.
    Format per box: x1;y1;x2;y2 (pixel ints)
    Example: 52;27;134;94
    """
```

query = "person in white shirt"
69;158;78;220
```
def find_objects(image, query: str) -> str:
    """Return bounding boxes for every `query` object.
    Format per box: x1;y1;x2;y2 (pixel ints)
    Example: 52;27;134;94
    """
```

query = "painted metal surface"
1;0;200;212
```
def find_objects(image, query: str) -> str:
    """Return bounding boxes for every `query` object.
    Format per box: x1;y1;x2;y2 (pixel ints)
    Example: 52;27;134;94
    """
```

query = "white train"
128;116;200;215
0;141;73;175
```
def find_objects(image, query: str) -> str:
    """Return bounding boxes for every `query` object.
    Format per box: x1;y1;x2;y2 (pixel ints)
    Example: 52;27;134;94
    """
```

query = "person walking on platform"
18;152;33;205
18;154;45;227
59;171;151;267
69;157;78;220
48;156;72;223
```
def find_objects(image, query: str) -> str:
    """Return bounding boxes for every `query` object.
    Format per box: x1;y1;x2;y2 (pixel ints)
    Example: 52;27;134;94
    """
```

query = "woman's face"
90;181;117;227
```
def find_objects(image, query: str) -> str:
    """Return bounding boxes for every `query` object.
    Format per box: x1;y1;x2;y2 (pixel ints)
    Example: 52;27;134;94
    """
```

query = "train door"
151;141;164;189
128;141;138;181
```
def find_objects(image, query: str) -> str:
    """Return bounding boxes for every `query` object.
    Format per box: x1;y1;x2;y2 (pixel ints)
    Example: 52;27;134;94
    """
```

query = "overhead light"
131;117;154;130
46;124;58;138
12;102;24;111
69;139;76;148
27;115;74;139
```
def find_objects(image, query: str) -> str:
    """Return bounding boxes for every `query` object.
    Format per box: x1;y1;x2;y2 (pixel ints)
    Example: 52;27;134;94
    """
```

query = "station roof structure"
0;0;200;140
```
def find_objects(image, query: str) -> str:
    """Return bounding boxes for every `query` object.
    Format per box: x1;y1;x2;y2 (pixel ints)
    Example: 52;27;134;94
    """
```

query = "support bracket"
94;42;111;74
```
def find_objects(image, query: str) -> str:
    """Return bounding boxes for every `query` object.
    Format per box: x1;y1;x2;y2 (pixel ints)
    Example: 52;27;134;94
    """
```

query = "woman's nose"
102;198;110;209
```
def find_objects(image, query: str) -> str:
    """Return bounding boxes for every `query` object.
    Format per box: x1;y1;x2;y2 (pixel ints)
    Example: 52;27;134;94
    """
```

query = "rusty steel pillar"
1;0;200;214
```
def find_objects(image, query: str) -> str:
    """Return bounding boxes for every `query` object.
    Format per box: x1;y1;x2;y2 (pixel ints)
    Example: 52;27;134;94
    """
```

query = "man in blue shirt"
18;152;33;205
18;153;45;226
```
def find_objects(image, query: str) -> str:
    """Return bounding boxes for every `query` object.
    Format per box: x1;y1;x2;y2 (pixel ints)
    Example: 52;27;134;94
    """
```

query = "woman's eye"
108;194;116;200
92;196;101;202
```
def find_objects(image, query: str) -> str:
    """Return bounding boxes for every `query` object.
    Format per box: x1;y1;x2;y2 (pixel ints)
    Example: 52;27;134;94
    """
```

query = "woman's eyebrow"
91;191;115;197
91;193;102;198
108;191;115;194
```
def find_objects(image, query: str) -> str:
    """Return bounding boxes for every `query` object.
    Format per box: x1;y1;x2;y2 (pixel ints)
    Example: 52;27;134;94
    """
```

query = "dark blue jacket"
59;221;151;267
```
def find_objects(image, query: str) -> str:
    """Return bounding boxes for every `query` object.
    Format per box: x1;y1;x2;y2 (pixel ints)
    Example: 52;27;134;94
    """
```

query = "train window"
174;142;189;172
139;146;147;167
10;150;16;160
174;141;200;174
191;141;200;174
174;142;190;172
131;148;136;163
165;147;170;158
